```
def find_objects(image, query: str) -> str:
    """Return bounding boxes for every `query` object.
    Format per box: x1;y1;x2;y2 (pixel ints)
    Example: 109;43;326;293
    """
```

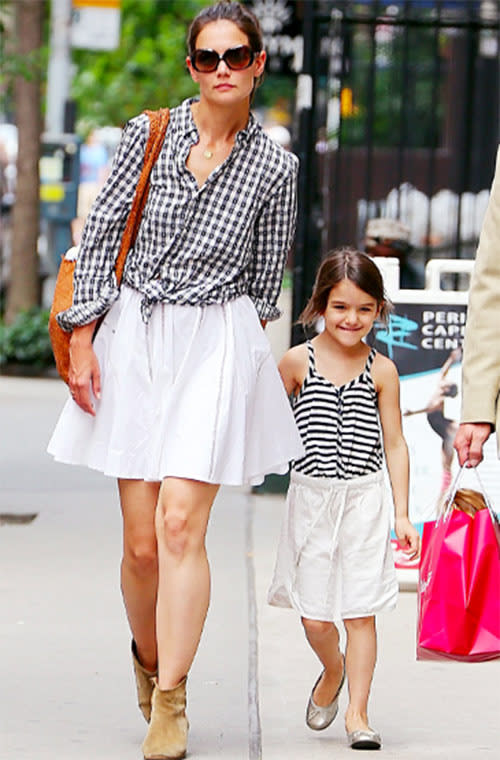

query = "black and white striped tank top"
292;341;383;479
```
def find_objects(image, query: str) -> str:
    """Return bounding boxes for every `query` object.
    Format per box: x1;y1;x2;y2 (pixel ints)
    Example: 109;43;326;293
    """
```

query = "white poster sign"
71;0;121;51
372;260;500;526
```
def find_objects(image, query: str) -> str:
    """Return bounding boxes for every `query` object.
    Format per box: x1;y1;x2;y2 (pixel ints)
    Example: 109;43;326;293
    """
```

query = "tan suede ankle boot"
131;640;157;723
142;677;188;760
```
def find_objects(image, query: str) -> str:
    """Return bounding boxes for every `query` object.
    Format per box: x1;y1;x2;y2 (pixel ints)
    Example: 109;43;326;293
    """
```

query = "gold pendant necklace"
203;149;213;159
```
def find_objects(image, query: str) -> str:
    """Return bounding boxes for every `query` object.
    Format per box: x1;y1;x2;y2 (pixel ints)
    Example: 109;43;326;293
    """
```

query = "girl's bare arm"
374;355;420;557
278;344;308;397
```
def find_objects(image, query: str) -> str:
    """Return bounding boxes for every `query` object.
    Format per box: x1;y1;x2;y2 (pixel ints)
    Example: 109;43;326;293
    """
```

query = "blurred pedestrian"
76;129;111;232
79;129;109;184
47;2;303;758
364;217;424;289
454;145;500;467
268;248;420;751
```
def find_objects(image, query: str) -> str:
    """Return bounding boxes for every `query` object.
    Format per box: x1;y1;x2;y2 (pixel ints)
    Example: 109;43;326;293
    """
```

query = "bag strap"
114;107;170;285
442;464;498;525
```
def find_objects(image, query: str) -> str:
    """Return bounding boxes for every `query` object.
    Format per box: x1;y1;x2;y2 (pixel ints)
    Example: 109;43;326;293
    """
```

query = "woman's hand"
68;322;101;416
454;421;493;466
394;516;421;559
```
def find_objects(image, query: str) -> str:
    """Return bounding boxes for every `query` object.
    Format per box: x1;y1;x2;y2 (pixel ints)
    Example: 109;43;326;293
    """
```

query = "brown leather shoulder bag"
49;108;170;384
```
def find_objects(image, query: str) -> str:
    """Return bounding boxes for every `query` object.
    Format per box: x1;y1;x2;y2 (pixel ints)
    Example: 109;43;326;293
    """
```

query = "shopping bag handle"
442;464;498;525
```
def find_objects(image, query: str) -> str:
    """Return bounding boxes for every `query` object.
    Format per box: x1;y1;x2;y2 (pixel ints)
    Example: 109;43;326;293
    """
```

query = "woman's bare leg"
118;478;160;672
301;618;344;705
155;477;219;689
344;616;377;733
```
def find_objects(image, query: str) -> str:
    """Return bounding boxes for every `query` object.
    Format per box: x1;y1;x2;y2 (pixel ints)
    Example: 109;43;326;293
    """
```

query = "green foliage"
0;0;49;116
0;47;48;83
71;0;207;129
253;73;295;112
338;23;445;149
0;308;54;368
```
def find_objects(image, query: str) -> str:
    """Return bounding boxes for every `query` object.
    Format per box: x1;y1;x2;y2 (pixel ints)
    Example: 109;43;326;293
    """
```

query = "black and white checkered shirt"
57;98;298;331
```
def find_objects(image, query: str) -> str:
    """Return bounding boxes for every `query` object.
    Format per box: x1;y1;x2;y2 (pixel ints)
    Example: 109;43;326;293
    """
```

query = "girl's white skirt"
47;287;304;485
267;470;398;620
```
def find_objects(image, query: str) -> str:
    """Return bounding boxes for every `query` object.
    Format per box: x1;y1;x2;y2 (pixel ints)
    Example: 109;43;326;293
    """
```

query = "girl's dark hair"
299;247;392;325
187;1;264;91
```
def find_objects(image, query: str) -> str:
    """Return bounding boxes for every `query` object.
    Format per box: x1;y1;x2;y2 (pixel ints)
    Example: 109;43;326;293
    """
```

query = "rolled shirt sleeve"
56;115;149;331
248;154;298;321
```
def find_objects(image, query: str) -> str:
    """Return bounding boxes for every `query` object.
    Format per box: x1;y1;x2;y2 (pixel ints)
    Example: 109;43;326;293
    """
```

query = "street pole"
45;0;72;134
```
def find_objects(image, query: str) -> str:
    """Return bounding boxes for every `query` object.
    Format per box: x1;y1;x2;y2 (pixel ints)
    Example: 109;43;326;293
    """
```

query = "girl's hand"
68;324;101;416
394;517;421;559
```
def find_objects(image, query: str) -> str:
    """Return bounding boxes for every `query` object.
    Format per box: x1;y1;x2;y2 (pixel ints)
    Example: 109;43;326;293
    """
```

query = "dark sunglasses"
190;45;256;73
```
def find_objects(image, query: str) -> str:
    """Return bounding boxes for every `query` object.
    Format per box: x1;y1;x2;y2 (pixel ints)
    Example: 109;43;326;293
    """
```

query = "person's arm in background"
454;146;500;466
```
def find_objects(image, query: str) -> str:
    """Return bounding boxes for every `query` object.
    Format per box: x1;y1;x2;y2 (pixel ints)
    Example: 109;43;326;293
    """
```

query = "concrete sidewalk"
1;376;499;759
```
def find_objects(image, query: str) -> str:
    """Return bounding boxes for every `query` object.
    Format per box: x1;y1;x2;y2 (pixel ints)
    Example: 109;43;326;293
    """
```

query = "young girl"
268;247;420;750
48;3;303;759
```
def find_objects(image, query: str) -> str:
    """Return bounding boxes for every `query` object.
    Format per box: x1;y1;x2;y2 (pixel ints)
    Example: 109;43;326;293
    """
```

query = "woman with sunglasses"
48;1;303;758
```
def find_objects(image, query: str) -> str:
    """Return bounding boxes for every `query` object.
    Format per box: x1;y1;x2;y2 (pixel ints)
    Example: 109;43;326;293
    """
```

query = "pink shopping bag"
417;470;500;662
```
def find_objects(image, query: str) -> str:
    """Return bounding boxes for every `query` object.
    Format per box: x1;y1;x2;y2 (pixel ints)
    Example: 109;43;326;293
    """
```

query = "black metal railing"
292;0;499;340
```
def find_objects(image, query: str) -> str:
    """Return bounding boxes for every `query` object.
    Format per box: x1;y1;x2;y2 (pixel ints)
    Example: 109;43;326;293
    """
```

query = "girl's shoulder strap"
365;346;377;372
306;340;316;371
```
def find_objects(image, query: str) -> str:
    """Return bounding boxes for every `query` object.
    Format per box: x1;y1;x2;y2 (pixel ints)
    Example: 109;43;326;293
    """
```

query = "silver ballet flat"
346;728;382;750
305;657;345;731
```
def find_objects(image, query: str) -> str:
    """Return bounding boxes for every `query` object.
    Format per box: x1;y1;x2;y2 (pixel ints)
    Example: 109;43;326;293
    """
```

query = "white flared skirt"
47;287;304;485
267;470;398;620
